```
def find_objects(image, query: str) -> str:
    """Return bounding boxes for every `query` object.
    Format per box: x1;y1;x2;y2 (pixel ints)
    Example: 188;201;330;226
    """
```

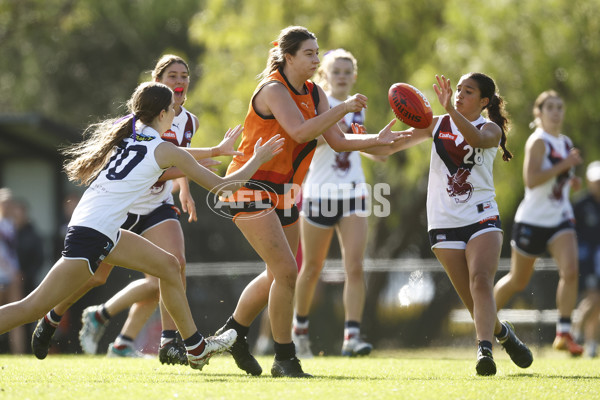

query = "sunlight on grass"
0;348;599;399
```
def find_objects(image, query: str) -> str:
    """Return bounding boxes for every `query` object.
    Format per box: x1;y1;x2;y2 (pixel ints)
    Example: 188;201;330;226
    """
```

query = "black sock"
225;315;250;338
117;334;134;343
295;315;309;324
479;340;493;353
274;341;296;361
46;309;62;327
345;320;360;329
495;323;508;340
559;317;572;324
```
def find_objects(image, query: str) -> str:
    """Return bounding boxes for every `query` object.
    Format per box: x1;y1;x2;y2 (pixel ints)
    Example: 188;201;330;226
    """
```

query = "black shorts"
62;226;116;274
511;220;575;257
301;197;367;228
122;203;180;235
222;199;299;227
429;216;502;249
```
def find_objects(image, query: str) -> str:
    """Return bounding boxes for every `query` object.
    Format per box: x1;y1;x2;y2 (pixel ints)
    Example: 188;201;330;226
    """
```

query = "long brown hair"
63;82;173;186
258;26;317;80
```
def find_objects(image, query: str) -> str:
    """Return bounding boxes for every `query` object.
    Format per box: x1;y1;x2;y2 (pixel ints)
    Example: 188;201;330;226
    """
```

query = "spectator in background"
13;199;44;298
12;198;45;352
573;161;600;357
0;188;26;353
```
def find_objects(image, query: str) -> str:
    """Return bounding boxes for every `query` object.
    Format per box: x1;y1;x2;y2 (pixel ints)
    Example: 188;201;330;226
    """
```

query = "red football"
388;83;433;129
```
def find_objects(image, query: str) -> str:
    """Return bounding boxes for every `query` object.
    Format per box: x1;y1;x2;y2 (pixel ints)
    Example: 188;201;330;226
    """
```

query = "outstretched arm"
155;136;284;196
434;75;500;149
184;125;244;160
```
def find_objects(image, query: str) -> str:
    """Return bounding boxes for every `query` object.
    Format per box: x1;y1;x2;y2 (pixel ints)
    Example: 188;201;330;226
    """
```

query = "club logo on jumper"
150;181;167;194
333;152;351;175
446;167;473;203
438;131;457;141
185;130;193;141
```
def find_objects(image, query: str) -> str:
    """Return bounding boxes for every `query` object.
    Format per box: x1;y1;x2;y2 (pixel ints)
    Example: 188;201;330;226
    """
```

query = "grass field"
1;347;599;400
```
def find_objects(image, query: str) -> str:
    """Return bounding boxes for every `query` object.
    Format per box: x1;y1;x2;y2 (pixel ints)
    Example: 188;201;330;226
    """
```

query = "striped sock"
184;332;205;356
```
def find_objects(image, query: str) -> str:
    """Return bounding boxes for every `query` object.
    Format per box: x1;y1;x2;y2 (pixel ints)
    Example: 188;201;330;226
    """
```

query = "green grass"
0;348;599;400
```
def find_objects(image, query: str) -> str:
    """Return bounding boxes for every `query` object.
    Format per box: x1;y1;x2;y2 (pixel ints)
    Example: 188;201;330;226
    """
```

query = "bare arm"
523;136;582;188
434;75;501;149
154;136;284;196
157;159;221;181
255;82;368;143
184;125;244;160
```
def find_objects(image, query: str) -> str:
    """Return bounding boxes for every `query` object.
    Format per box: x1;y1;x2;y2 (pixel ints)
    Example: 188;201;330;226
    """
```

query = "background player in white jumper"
31;55;240;364
494;90;584;356
6;81;284;369
368;73;533;376
293;49;374;358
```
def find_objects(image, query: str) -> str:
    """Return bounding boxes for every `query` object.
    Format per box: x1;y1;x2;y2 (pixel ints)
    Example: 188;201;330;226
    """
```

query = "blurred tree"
0;0;206;128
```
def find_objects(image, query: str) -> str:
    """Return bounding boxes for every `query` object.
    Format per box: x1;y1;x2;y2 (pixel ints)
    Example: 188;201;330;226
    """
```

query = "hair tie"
272;41;278;47
130;114;137;141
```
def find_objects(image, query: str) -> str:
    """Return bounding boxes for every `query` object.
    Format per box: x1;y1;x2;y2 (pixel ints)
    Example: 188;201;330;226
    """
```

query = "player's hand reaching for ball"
215;125;244;157
253;134;285;163
343;93;368;113
433;75;454;112
376;119;404;144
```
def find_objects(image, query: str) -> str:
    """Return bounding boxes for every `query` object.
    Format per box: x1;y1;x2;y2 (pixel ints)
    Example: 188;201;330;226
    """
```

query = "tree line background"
2;0;600;262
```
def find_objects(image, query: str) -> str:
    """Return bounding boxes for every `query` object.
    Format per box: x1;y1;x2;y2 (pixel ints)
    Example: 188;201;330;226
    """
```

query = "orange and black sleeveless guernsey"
224;69;319;223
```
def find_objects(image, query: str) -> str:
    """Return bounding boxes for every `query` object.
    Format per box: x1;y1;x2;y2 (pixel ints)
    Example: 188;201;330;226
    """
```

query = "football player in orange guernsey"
215;26;402;378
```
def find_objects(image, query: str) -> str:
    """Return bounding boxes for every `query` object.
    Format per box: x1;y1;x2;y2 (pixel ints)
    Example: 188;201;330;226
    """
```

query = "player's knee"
154;253;181;281
274;261;298;289
300;261;323;282
145;277;160;295
344;263;364;282
471;271;493;292
560;263;579;282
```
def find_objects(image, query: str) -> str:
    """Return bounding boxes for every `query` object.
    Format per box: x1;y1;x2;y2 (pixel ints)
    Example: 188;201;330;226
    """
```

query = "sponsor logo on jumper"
438;131;457;141
162;130;177;140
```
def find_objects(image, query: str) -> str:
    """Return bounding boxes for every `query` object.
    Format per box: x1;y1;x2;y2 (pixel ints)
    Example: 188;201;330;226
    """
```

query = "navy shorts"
62;226;116;274
122;203;180;235
429;216;502;250
223;200;299;227
301;197;367;228
511;220;575;257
